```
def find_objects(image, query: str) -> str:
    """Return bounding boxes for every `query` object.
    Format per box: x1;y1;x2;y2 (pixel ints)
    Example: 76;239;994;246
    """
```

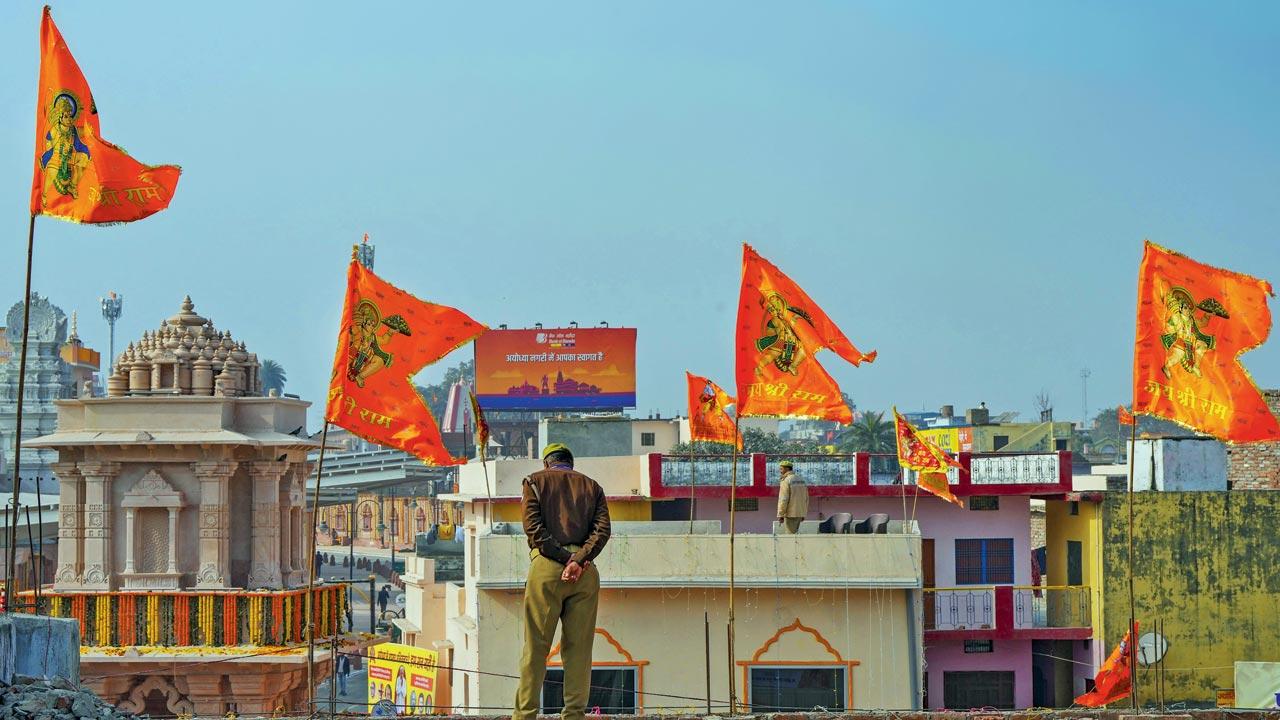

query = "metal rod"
368;575;376;633
34;474;43;608
25;505;37;600
329;634;339;718
5;214;36;613
349;493;356;584
727;415;740;715
704;611;711;715
688;443;696;533
306;421;333;712
1125;417;1139;709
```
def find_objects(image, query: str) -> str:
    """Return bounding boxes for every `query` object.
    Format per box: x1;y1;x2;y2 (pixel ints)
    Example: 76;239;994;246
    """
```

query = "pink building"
650;451;1088;710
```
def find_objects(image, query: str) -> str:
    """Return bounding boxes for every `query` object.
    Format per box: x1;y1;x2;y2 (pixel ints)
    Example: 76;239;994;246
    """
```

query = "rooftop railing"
649;451;1071;498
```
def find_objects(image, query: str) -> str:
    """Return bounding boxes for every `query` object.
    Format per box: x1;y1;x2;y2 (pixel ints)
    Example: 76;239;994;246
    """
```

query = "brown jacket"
522;466;611;566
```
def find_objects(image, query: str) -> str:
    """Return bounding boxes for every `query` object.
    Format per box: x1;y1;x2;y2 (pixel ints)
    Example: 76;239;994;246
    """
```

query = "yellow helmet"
542;442;571;459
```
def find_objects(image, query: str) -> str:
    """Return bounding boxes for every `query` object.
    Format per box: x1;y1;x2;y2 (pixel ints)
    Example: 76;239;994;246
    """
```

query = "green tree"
837;410;895;453
261;359;286;396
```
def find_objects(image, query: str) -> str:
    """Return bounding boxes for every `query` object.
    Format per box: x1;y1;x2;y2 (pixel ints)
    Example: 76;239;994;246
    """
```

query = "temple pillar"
51;462;83;589
77;461;120;590
247;461;288;588
192;460;237;589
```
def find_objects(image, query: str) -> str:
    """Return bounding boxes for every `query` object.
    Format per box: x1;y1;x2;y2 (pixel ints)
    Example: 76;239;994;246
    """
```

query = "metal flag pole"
5;215;37;613
306;421;333;711
726;415;740;714
1124;408;1139;710
34;475;43;609
688;441;697;533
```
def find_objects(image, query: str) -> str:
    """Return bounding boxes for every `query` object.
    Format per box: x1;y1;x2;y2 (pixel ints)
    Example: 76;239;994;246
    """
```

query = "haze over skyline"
3;2;1278;426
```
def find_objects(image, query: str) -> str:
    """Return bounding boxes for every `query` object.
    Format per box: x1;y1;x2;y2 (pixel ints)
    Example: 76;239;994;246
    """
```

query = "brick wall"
1226;389;1280;489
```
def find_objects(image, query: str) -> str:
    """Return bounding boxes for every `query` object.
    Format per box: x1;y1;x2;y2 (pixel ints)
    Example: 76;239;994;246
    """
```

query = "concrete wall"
465;586;919;713
1101;491;1280;705
631;418;680;455
457;455;648;498
0;613;80;684
1129;437;1228;491
539;417;633;458
925;638;1032;709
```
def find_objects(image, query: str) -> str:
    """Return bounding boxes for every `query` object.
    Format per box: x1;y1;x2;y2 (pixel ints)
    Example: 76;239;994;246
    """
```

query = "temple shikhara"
23;297;348;715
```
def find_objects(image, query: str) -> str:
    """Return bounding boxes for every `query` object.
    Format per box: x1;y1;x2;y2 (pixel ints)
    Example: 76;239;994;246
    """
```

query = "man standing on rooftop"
514;443;612;720
777;459;809;533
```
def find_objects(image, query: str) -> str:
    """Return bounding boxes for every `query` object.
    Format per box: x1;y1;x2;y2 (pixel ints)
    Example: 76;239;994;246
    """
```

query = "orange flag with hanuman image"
686;372;741;448
326;254;487;465
735;244;876;422
30;7;181;224
892;408;963;507
1134;241;1280;443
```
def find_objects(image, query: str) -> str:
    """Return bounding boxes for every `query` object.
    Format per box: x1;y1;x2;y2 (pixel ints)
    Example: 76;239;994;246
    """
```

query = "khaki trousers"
513;553;600;720
782;517;803;533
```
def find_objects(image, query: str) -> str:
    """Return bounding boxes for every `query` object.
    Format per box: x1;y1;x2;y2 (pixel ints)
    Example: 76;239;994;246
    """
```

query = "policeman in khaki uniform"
776;459;809;533
513;443;612;720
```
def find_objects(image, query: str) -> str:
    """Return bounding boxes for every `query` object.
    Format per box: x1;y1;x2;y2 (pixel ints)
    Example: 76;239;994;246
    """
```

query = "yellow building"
920;421;1075;454
1043;494;1106;704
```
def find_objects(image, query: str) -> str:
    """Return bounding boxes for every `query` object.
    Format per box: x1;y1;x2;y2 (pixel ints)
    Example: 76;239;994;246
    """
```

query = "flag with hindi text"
735;244;875;422
30;7;180;224
686;372;741;448
893;408;963;508
326;256;487;465
1134;241;1280;443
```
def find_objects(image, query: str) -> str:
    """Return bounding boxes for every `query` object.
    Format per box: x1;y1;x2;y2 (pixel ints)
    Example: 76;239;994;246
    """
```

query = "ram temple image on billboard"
474;327;637;410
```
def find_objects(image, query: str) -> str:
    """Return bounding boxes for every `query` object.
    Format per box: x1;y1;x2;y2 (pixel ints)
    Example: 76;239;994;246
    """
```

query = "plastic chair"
819;512;853;534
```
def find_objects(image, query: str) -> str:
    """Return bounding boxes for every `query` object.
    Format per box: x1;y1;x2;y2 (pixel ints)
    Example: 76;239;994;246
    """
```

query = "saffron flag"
1075;624;1136;707
1117;404;1135;426
468;388;490;461
1134;241;1280;443
30;7;181;224
735;244;875;422
686;372;741;448
326;256;487;465
893;408;963;508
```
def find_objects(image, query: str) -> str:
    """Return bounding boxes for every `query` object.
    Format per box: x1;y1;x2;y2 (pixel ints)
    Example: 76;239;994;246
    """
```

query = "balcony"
922;585;1092;641
650;451;1071;499
472;523;922;590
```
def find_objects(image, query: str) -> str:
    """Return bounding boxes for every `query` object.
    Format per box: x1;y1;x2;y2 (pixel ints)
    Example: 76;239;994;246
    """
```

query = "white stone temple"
29;297;320;592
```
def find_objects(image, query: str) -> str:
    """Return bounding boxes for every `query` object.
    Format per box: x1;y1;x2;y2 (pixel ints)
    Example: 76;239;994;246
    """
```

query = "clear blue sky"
3;2;1278;427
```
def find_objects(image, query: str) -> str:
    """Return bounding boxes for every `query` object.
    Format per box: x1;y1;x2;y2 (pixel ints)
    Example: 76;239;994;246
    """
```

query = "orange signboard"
474;328;637;410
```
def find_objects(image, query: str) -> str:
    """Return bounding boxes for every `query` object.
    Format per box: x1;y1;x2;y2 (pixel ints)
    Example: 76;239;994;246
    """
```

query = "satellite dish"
1137;632;1168;666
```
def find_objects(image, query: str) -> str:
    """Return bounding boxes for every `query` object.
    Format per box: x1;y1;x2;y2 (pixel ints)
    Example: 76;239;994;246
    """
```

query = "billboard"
474;328;636;410
367;643;439;716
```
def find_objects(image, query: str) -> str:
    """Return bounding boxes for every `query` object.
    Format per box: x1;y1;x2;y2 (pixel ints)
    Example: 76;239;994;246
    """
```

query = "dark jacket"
522;466;611;566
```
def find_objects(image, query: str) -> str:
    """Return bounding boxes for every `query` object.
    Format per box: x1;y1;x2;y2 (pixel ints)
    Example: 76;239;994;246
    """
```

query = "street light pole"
99;292;122;377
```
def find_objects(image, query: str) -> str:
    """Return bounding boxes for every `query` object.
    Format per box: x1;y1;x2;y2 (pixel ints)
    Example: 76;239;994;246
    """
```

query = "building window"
943;671;1014;709
335;508;347;531
749;667;845;712
361;506;373;531
731;498;759;512
416;508;427;533
993;435;1009;451
1069;500;1079;516
640;432;656;447
963;640;994;653
542;668;637;714
955;538;1014;584
968;496;999;511
1055;438;1069;451
1067;540;1083;586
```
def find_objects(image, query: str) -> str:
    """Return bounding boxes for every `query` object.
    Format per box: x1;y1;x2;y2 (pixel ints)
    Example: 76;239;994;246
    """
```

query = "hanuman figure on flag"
755;291;815;375
39;92;92;202
1160;286;1226;378
346;299;412;387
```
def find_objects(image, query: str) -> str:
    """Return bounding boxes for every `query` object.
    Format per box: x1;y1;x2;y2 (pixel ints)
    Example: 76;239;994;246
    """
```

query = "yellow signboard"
368;642;439;716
